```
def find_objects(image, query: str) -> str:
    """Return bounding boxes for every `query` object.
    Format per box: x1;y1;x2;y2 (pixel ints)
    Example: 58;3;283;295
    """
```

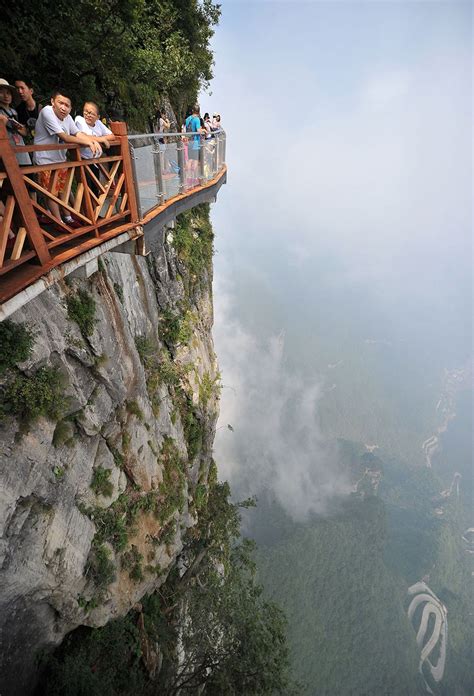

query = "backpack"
185;115;196;133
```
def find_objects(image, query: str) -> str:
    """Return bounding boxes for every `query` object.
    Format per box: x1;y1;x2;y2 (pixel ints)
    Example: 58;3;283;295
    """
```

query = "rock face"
0;212;219;695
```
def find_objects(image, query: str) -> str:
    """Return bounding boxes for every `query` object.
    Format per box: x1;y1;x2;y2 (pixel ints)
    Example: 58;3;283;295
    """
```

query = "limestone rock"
0;222;219;695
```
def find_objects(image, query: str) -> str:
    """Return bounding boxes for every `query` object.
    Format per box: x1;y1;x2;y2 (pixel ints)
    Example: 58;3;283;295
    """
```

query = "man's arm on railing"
56;130;102;156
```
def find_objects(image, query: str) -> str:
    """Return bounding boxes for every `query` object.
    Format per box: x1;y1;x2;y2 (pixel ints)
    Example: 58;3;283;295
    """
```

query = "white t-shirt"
33;105;79;165
75;115;112;159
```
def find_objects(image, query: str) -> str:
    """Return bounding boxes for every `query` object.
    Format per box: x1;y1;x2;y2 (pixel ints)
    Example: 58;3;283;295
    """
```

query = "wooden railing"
0;121;138;280
0;121;226;307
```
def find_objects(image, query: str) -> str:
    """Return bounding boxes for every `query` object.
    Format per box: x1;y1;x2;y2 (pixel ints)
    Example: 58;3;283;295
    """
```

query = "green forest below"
251;440;473;696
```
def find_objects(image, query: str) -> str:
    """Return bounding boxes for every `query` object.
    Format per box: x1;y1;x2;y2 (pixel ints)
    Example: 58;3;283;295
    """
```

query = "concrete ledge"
0;166;227;321
0;229;143;321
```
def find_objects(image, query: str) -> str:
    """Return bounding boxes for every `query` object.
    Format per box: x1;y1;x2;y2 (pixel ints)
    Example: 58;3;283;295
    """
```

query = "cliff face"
0;207;219;695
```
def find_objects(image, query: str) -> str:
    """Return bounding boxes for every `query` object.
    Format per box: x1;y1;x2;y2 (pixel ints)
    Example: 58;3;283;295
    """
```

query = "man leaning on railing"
75;101;115;196
33;87;102;229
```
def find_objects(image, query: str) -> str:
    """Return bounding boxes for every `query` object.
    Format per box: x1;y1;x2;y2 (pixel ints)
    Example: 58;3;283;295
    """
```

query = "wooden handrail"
0;119;226;306
12;139;120;153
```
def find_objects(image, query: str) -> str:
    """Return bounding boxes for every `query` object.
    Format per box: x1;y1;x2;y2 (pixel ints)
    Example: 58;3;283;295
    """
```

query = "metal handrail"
127;129;225;140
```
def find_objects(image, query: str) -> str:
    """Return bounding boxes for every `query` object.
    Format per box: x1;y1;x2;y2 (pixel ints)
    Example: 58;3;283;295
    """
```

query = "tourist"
34;88;102;228
185;103;204;186
75;101;115;195
0;78;30;165
14;78;42;134
203;112;212;139
75;101;114;156
211;112;221;131
154;109;170;144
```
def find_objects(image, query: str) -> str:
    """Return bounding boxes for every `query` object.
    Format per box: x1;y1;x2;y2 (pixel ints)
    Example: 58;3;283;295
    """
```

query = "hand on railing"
89;140;103;158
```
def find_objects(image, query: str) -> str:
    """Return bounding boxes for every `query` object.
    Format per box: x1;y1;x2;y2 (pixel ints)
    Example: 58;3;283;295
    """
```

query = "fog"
203;1;472;516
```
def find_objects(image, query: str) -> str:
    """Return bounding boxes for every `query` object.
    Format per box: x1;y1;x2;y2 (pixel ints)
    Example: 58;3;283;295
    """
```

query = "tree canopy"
1;0;220;128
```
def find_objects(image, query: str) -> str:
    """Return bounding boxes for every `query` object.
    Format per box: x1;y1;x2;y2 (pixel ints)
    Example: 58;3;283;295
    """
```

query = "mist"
213;274;352;519
205;0;472;515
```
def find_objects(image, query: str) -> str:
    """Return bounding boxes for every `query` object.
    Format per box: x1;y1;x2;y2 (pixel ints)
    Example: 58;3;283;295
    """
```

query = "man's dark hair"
51;87;73;101
15;78;34;88
84;101;100;114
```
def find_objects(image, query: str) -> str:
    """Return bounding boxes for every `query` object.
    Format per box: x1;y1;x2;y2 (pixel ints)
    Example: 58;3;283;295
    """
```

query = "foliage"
42;614;146;695
0;320;33;374
52;419;75;447
1;0;221;129
53;465;65;479
135;335;155;364
88;543;116;591
193;483;207;510
254;493;422;696
90;498;130;552
157;436;186;523
135;334;182;413
113;282;124;304
126;400;144;421
0;366;66;423
67;289;97;337
181;402;204;460
41;480;297;696
159;307;193;347
199;370;219;407
90;466;114;498
174;204;214;293
121;545;144;582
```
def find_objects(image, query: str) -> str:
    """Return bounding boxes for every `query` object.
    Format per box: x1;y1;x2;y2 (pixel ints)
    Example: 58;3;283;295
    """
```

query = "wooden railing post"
0;122;51;266
110;122;140;223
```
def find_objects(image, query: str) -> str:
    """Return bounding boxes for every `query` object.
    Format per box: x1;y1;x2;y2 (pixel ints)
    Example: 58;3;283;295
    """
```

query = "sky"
201;0;472;518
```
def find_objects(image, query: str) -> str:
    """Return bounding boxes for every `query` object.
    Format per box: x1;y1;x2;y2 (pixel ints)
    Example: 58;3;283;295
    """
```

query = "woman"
0;78;30;165
155;109;170;143
203;112;212;139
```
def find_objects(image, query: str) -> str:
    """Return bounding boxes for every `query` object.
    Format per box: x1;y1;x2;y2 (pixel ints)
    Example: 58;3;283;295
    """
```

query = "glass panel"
128;131;226;215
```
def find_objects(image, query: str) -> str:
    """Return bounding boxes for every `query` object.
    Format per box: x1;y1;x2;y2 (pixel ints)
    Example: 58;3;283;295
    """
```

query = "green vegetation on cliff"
40;481;299;695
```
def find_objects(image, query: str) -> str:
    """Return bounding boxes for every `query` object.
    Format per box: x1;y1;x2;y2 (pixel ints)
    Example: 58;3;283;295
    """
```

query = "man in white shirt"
75;102;115;196
34;88;102;227
75;101;115;158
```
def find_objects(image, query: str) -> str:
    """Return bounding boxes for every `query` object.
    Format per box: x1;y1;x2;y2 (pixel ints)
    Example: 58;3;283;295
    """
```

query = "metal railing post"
152;142;165;206
177;138;186;194
198;140;205;185
213;134;218;176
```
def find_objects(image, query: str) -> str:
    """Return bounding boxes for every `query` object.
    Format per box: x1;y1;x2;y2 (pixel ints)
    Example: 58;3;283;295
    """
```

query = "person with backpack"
185;103;204;187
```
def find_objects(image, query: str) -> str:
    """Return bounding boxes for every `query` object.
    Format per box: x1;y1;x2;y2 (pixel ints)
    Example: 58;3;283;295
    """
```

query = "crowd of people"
0;79;223;230
152;103;223;183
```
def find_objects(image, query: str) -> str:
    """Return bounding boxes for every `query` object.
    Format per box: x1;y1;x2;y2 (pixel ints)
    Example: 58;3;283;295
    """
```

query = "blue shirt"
185;115;201;150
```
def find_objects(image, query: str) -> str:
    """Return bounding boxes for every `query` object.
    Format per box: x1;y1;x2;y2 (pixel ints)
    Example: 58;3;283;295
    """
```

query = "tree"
1;0;220;129
40;480;300;695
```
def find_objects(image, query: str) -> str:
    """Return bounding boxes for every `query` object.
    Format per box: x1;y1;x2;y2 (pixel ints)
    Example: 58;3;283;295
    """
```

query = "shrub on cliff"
0;366;66;423
0;319;33;374
67;289;97;337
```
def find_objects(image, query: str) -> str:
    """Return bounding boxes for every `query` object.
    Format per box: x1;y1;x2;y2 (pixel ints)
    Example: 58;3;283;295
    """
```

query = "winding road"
407;582;447;693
